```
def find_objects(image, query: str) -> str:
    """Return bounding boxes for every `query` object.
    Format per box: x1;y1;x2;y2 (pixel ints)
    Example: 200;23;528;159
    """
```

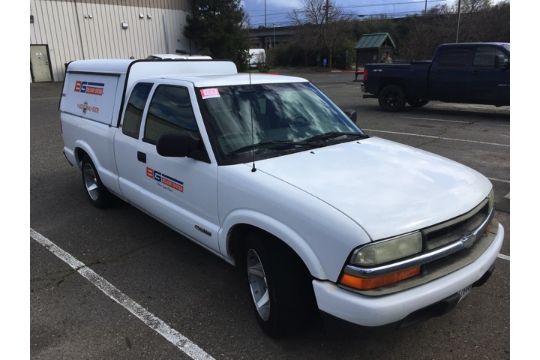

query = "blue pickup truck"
362;42;510;112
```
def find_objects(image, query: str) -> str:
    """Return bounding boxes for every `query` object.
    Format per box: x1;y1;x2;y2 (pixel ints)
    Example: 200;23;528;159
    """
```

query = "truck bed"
363;61;431;99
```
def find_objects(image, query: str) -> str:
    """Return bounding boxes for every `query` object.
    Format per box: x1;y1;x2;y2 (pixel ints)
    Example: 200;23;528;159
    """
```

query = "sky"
242;0;505;28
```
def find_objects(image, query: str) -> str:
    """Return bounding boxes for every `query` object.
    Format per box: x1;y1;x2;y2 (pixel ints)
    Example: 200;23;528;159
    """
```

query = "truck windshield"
196;82;364;164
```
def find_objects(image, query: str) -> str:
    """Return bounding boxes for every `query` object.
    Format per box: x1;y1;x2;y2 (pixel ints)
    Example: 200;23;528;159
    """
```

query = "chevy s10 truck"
362;42;510;111
60;59;504;337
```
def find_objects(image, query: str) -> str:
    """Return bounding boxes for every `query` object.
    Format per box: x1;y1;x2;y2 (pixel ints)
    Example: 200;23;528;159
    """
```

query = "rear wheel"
378;85;406;112
81;156;112;208
408;98;429;108
244;233;317;337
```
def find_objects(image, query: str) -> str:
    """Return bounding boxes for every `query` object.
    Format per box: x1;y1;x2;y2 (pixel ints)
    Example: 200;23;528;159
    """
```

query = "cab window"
143;85;199;145
122;82;153;139
437;49;472;68
473;46;509;68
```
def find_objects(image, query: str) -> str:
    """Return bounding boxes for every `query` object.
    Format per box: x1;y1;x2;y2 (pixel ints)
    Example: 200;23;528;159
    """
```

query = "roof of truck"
156;73;308;87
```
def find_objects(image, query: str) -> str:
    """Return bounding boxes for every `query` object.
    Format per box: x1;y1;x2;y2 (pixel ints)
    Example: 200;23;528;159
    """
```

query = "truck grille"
422;199;490;251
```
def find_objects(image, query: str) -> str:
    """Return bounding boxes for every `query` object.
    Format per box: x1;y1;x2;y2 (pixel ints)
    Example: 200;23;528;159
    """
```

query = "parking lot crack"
32;239;165;292
31;265;87;291
86;239;166;267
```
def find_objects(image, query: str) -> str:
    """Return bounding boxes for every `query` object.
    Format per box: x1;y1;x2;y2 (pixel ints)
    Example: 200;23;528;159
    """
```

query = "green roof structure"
355;32;396;49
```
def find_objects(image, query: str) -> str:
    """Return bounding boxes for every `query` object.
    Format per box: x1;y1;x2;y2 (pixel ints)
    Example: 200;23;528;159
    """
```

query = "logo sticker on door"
146;167;184;192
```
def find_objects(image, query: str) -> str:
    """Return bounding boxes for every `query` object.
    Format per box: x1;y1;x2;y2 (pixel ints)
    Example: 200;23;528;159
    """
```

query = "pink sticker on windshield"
200;88;220;99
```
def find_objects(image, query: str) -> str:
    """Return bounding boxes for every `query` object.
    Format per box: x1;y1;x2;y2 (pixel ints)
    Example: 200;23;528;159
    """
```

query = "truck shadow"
408;106;510;122
358;99;510;122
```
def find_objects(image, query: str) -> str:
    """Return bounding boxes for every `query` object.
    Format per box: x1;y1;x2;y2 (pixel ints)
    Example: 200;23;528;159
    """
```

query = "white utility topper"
60;59;504;337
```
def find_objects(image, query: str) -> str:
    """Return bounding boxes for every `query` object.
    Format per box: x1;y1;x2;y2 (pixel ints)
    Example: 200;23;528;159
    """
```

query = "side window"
144;85;198;145
437;49;472;68
473;47;508;68
122;83;153;138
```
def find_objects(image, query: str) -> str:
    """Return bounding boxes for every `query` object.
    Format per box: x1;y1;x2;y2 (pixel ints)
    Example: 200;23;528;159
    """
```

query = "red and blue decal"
146;167;184;192
74;81;105;96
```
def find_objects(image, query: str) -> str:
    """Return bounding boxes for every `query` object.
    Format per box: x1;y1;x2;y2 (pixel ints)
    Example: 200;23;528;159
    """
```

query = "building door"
30;45;53;82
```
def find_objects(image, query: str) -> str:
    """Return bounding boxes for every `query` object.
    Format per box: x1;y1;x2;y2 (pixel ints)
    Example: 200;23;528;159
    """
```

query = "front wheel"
378;85;406;112
244;234;317;338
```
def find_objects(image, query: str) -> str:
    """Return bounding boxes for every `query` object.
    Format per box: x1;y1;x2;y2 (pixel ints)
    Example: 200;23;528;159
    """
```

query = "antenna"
249;59;256;173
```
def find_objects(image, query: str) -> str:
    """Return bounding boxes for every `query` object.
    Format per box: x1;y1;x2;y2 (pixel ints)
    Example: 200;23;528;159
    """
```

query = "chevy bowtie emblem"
461;233;477;248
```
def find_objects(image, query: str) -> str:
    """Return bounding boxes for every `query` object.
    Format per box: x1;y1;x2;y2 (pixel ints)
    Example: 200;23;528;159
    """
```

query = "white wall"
30;0;192;81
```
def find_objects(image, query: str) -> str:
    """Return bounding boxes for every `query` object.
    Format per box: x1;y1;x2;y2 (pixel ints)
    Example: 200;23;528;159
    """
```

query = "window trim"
142;84;201;145
120;82;154;139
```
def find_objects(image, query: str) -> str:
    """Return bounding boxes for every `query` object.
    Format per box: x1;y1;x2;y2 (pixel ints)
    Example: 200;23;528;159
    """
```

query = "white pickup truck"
60;59;504;337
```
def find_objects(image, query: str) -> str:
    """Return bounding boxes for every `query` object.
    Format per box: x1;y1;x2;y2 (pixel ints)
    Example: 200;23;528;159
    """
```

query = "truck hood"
254;137;492;240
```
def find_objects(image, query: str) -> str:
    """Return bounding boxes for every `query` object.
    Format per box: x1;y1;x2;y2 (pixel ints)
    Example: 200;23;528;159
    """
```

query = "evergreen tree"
184;0;248;69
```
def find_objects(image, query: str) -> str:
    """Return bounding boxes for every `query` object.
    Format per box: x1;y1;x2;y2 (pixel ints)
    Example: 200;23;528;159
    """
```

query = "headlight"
488;189;495;211
350;231;422;267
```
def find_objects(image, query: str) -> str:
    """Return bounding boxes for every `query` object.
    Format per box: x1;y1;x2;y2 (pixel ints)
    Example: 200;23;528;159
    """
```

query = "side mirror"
156;133;199;157
343;109;357;124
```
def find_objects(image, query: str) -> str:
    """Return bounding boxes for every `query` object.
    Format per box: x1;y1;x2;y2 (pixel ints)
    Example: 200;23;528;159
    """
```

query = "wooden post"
355;49;359;81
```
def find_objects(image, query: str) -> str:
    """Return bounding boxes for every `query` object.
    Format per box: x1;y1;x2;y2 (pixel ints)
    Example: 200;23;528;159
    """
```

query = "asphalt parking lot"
31;72;510;359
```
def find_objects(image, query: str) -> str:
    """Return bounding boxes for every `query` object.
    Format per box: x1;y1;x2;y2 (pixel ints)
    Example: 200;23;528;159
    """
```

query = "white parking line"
30;228;215;360
401;116;471;124
497;253;510;261
365;129;510;147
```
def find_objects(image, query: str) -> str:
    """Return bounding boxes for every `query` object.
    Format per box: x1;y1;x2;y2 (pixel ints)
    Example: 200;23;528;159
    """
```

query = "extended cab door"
470;45;510;105
429;47;474;102
115;81;220;252
115;82;154;205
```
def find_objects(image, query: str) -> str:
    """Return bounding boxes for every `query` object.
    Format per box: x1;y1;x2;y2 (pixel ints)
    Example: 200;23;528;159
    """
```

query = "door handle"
137;151;146;163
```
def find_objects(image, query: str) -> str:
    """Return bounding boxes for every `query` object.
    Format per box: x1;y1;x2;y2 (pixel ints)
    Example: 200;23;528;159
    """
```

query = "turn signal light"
339;266;421;291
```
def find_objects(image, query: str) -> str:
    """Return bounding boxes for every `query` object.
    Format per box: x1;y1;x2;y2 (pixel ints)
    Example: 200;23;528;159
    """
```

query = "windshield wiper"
229;140;307;155
229;132;368;156
302;131;369;144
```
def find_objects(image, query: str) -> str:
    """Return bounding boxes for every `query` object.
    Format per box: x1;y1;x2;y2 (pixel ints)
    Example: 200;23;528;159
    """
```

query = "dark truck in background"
362;43;510;112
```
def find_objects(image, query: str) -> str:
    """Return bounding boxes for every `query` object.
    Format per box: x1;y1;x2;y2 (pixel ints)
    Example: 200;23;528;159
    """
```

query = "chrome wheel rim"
246;249;270;321
83;163;99;201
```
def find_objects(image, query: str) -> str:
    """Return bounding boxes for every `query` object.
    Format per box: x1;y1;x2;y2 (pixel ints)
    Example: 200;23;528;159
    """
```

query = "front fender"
219;209;327;280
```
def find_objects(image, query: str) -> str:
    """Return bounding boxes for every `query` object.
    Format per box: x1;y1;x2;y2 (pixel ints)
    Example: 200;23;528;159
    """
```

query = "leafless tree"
457;0;493;13
290;0;350;69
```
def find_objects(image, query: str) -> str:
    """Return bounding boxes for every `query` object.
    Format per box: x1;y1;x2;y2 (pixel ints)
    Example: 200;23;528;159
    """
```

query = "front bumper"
312;222;504;327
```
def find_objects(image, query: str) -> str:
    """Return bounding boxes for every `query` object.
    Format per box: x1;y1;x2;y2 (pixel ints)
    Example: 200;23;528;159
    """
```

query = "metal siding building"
30;0;192;82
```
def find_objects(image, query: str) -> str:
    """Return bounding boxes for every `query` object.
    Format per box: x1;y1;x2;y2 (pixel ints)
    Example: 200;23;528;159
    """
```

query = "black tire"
408;98;429;108
243;233;317;338
378;85;406;112
81;156;112;208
